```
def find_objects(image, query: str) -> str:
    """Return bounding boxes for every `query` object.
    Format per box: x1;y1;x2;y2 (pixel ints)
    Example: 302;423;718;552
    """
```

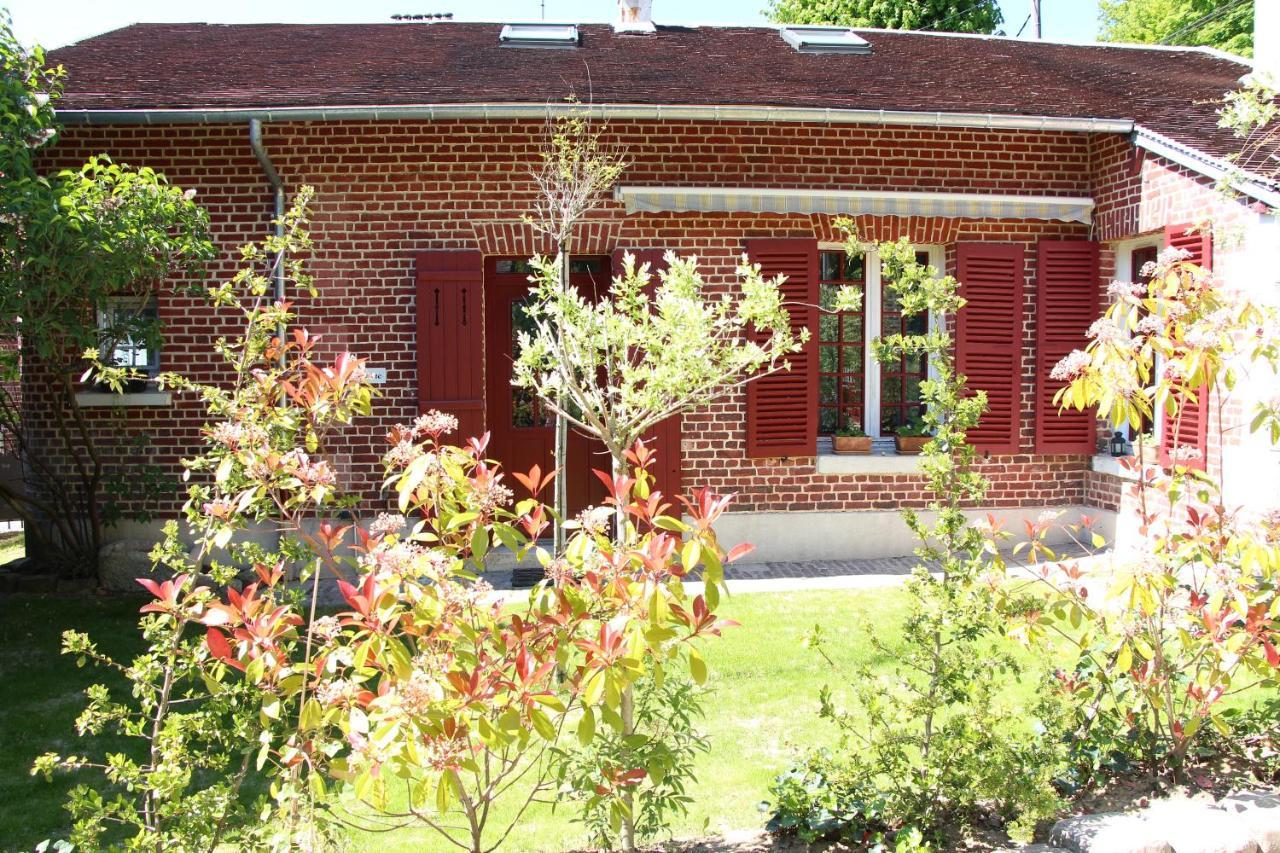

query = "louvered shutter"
415;250;485;439
1035;240;1100;454
611;248;682;496
956;243;1026;455
744;239;818;458
1158;224;1211;469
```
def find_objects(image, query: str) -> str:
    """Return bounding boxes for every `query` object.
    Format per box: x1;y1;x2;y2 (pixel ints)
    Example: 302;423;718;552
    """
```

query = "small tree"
32;190;347;850
996;247;1280;782
0;18;214;578
525;100;628;551
767;224;1061;846
513;251;798;848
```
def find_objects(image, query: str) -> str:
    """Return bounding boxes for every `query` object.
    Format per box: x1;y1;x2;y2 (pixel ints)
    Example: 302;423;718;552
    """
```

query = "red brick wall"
29;120;1133;518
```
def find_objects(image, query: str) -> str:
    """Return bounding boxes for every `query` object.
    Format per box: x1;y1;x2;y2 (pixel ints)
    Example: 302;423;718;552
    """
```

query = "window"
817;251;866;434
878;254;930;434
779;26;872;54
1114;238;1162;443
97;296;159;376
498;23;579;48
816;246;938;437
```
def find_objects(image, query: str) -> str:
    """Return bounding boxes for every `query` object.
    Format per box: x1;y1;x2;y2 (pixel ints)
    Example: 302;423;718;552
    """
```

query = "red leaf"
726;542;755;563
206;627;233;661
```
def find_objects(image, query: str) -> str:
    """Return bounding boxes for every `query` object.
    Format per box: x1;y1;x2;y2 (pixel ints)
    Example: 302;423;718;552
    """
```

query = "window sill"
1090;453;1141;481
816;437;926;475
74;390;172;408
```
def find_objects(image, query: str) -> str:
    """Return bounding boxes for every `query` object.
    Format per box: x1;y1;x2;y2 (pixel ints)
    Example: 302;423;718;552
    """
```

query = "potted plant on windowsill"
894;416;932;455
832;425;872;455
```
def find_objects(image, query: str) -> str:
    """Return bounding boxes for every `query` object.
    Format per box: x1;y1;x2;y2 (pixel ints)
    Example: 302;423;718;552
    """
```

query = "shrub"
996;246;1280;782
764;225;1062;848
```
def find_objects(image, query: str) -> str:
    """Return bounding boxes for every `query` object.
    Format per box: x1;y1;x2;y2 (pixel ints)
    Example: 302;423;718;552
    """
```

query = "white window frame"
1113;235;1164;446
97;295;159;376
817;242;943;439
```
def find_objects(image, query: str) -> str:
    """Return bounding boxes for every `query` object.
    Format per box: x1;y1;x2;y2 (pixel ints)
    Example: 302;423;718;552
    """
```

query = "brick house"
36;7;1280;562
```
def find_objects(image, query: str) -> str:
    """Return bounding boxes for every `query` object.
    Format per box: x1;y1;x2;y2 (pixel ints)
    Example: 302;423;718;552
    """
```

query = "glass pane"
569;258;602;274
819;375;837;404
881;409;900;434
820;312;839;342
844;253;865;281
818;407;838;434
915;250;930;267
905;352;925;373
882;378;903;404
512;300;553;427
819;283;837;310
842;314;863;344
906;315;928;335
819;345;838;373
820;252;841;282
839;380;862;406
843;344;863;373
907;377;925;401
838;407;860;432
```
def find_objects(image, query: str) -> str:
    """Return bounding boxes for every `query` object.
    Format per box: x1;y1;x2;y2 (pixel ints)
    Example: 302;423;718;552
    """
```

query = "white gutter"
54;101;1136;133
1132;124;1280;210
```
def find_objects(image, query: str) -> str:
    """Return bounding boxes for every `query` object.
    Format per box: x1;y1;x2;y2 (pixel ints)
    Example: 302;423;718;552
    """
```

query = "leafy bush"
997;247;1280;782
764;225;1062;848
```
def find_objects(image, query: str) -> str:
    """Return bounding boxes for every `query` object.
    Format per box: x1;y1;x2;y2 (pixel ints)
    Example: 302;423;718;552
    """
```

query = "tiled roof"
49;22;1256;161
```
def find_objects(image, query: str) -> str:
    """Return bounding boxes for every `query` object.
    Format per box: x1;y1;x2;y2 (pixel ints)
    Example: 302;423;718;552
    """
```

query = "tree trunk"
552;248;571;553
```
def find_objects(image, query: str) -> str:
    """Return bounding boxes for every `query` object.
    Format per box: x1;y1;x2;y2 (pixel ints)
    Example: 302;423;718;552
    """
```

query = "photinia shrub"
996;246;1280;782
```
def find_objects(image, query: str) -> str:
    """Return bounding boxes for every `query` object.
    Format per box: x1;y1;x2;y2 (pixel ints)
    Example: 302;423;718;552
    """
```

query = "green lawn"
1;587;917;850
0;531;24;565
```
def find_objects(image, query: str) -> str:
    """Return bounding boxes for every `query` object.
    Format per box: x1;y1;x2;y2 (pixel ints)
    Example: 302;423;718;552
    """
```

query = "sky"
7;0;1100;50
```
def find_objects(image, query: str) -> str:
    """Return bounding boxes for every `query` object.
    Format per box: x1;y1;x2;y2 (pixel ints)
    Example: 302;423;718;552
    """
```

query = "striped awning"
615;186;1094;224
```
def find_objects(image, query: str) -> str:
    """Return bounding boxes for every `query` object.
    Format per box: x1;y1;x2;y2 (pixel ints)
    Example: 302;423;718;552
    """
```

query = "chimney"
616;0;655;32
1256;0;1279;79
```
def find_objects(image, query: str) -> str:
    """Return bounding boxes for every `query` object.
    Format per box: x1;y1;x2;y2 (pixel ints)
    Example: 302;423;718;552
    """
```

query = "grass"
0;587;915;850
0;531;24;565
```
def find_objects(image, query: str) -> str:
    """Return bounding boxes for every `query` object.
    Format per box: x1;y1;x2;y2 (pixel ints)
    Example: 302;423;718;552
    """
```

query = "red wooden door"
484;257;611;513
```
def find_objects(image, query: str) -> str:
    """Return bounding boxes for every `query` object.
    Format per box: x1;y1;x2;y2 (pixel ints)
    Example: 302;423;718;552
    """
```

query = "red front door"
484;257;611;514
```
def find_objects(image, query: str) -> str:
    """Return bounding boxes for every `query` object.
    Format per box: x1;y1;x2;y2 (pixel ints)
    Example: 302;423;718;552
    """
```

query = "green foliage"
1099;0;1253;56
996;249;1280;781
0;18;214;576
33;192;342;850
555;674;710;848
764;0;1003;34
766;222;1061;847
514;251;802;463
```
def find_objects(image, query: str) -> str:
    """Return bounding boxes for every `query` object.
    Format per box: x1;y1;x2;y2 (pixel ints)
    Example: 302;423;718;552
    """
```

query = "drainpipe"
248;119;286;356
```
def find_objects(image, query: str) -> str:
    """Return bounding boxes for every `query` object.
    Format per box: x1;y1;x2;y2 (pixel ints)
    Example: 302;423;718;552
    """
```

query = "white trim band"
615;186;1096;223
1132;124;1280;210
54;102;1136;134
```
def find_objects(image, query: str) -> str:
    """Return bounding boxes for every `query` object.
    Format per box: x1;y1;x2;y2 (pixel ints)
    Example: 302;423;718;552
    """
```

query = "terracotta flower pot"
832;435;872;455
895;435;930;455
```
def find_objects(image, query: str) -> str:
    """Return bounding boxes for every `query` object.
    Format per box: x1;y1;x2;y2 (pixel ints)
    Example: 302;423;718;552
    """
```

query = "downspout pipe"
248;119;287;353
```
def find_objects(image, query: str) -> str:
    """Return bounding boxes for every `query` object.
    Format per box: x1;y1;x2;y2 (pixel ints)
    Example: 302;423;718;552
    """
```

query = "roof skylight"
499;23;580;48
779;26;871;54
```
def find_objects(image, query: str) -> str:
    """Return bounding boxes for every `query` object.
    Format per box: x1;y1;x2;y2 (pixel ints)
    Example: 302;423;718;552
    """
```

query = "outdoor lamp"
1110;430;1128;457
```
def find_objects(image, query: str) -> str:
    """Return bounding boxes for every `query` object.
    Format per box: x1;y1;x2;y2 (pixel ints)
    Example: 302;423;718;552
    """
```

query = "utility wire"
1014;12;1032;37
1160;0;1249;44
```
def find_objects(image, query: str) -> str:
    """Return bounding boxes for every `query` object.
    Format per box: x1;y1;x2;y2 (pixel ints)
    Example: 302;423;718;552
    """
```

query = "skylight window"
499;23;580;48
779;26;871;54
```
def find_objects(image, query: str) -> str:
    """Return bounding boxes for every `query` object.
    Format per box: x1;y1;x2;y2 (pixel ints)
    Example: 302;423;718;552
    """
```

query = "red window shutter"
1035;240;1100;454
956;243;1026;455
744;238;818;458
1158;224;1211;469
415;250;485;439
611;248;682;496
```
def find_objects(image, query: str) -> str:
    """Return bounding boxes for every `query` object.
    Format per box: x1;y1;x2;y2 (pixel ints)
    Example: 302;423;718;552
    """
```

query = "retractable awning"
615;186;1095;224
